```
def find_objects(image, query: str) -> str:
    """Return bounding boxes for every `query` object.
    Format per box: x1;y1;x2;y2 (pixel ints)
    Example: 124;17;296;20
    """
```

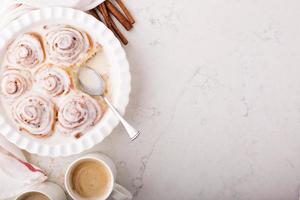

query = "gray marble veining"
29;0;300;199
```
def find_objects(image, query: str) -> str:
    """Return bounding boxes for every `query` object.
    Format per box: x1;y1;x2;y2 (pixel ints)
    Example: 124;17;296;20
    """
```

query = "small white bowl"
0;7;131;157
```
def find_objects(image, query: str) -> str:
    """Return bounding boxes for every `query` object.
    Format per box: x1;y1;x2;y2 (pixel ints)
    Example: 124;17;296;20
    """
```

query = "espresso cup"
65;153;132;200
14;181;67;200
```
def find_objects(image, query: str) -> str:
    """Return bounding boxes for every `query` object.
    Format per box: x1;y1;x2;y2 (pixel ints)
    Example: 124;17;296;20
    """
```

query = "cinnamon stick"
98;3;112;30
97;3;128;45
110;18;128;45
115;0;135;24
94;8;104;22
89;9;101;21
105;0;133;31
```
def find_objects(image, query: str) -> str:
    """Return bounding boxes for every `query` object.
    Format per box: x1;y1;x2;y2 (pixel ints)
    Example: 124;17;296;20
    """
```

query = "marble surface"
27;0;300;199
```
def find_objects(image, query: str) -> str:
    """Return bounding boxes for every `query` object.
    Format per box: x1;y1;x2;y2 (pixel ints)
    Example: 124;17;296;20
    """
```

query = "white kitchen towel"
0;0;105;28
0;134;47;199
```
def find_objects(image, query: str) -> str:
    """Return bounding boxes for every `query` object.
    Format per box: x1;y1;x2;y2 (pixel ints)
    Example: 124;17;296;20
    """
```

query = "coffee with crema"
71;160;111;198
17;192;50;200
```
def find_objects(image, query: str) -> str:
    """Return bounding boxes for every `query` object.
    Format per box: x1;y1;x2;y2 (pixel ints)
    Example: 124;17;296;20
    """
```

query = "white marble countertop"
27;0;300;199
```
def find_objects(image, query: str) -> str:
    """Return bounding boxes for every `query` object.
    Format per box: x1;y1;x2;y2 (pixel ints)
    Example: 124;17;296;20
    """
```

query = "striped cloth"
0;134;47;199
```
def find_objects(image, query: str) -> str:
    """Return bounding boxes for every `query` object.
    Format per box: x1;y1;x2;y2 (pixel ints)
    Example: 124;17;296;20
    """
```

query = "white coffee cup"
14;181;67;200
65;153;132;200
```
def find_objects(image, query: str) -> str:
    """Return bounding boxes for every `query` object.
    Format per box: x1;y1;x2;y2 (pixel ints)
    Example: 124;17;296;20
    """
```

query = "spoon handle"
103;96;140;141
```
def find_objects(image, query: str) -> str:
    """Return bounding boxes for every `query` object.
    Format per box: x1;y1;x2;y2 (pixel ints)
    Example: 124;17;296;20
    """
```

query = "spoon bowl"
78;66;140;141
78;66;105;96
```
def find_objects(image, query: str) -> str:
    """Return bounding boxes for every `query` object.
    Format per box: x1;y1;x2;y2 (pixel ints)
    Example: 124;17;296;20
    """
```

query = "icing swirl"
45;26;91;66
6;33;44;68
35;65;71;97
0;68;31;99
12;95;55;137
57;93;102;135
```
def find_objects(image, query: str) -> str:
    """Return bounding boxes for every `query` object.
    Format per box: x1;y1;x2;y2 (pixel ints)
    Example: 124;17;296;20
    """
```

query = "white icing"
12;95;55;136
0;24;111;140
35;65;71;97
0;68;31;100
78;67;105;96
6;33;44;69
57;92;103;136
45;26;91;67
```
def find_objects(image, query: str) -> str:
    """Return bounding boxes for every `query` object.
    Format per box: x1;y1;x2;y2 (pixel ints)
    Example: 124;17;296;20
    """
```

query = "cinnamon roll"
35;65;72;97
57;93;103;135
12;95;55;137
45;26;92;67
0;68;31;100
6;33;44;68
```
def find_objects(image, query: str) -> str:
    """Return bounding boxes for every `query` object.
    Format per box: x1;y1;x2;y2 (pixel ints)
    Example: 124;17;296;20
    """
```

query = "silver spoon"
78;66;140;141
